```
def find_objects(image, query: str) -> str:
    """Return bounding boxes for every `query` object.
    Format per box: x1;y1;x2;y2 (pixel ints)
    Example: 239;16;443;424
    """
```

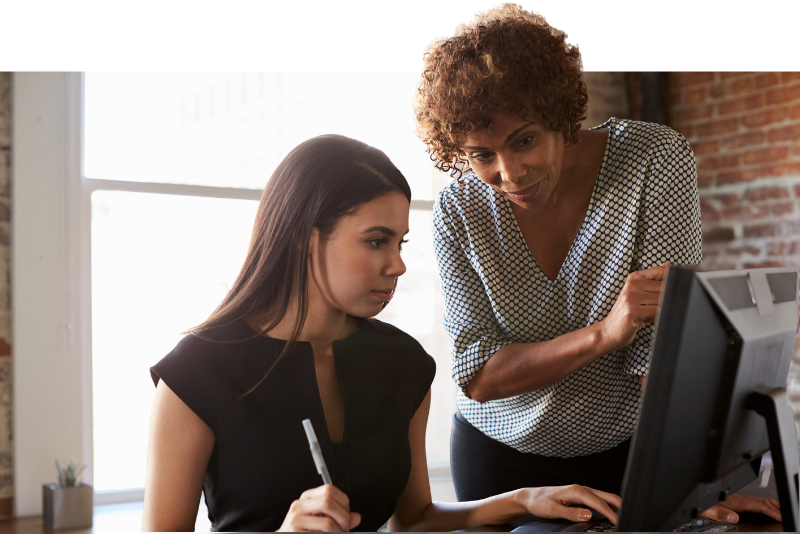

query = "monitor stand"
750;388;800;532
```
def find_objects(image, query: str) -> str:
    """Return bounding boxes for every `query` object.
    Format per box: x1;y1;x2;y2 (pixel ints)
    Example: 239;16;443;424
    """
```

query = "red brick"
718;168;764;184
684;87;707;105
731;77;755;95
0;498;11;519
703;227;735;243
721;131;766;150
766;84;800;105
667;89;681;107
792;183;800;197
767;123;800;143
677;72;715;87
709;83;725;99
720;72;750;80
755;73;781;90
721;206;744;219
728;246;761;256
673;104;714;124
781;72;800;83
675;125;694;139
744;185;790;201
767;240;800;256
700;199;720;221
0;339;9;357
699;153;740;171
763;162;800;177
768;241;789;255
697;170;714;187
742;107;789;128
709;193;740;206
691;139;720;156
717;94;765;116
772;201;795;216
743;261;785;269
743;204;770;219
744;221;800;238
791;102;800;120
695;118;739;137
742;146;790;165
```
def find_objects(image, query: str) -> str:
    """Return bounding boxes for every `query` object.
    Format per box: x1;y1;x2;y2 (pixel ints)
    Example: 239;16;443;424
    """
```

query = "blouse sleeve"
625;130;702;375
433;191;512;394
150;334;253;433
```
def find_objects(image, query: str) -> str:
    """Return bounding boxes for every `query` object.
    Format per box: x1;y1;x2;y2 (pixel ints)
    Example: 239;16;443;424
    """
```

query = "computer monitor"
617;266;800;532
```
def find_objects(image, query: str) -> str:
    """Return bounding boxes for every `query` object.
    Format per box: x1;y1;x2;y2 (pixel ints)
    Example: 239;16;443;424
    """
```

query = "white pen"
302;419;333;485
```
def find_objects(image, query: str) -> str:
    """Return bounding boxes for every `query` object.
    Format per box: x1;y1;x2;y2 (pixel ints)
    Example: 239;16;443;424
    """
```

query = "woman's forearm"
396;490;528;532
466;321;617;402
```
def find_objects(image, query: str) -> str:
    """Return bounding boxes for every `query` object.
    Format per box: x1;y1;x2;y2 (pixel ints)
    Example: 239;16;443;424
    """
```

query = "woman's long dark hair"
189;134;411;395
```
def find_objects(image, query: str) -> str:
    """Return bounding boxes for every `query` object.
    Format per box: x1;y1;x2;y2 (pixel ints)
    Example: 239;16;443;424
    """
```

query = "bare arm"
467;265;668;403
141;380;215;532
388;390;621;532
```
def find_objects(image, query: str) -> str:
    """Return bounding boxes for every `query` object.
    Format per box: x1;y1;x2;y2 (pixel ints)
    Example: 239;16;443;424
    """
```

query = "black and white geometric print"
432;118;702;457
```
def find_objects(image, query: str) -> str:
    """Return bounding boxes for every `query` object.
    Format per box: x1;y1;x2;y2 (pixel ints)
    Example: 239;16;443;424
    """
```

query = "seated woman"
141;134;621;532
413;3;781;525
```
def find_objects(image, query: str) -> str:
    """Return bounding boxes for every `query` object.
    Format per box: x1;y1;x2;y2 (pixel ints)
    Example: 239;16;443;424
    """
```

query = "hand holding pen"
276;420;361;532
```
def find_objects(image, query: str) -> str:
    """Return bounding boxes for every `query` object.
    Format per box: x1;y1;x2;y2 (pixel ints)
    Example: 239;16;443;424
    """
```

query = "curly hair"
413;4;588;177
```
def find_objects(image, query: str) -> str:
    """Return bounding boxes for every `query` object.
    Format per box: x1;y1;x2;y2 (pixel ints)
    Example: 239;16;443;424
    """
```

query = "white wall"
12;73;90;517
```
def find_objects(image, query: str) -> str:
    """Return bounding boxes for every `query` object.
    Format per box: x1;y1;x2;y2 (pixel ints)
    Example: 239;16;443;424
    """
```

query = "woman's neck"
247;292;358;345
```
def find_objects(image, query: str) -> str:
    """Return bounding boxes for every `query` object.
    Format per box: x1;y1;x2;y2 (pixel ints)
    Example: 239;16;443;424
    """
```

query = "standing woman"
142;134;622;532
414;4;782;524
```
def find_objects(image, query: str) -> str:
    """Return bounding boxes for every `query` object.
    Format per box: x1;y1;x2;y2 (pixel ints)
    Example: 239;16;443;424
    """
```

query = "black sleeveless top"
150;318;435;532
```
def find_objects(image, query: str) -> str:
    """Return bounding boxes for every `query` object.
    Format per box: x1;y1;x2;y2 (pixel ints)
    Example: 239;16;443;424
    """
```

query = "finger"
297;514;345;532
293;496;352;532
721;495;782;522
700;505;739;524
348;512;362;530
627;278;666;294
301;484;351;511
633;265;669;281
583;489;622;511
561;487;619;525
550;503;594;523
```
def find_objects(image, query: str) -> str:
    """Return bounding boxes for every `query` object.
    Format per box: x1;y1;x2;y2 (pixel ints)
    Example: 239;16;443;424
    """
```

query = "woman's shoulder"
598;117;691;156
358;318;435;367
150;321;273;391
434;173;497;227
150;321;267;432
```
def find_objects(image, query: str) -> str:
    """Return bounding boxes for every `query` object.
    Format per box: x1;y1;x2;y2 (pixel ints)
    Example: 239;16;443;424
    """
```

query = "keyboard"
511;516;736;532
584;518;734;532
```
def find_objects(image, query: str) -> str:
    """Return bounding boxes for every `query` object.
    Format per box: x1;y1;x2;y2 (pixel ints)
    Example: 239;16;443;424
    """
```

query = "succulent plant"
55;460;85;488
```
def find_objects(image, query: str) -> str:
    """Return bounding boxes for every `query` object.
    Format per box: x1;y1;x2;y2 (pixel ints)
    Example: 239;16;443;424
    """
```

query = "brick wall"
0;72;12;517
665;72;800;431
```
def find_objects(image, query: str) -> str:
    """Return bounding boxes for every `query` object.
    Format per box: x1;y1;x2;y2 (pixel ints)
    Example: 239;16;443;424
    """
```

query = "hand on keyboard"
514;485;620;526
700;493;781;524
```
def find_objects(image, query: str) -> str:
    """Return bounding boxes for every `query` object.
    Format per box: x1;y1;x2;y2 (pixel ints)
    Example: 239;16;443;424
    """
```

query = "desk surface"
0;477;786;533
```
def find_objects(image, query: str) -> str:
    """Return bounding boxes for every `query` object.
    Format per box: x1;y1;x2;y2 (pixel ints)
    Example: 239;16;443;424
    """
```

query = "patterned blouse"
432;118;702;457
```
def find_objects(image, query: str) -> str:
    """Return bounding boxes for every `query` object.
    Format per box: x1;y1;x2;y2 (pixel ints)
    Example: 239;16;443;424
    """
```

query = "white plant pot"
42;483;93;529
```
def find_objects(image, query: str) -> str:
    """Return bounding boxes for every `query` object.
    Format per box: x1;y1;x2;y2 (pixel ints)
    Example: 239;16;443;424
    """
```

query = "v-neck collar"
499;119;613;284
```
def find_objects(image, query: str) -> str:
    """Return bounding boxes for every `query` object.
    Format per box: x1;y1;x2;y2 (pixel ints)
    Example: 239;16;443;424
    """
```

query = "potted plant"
42;460;92;529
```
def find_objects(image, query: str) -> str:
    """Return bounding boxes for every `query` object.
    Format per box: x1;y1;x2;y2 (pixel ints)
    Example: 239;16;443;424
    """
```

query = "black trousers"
450;411;631;501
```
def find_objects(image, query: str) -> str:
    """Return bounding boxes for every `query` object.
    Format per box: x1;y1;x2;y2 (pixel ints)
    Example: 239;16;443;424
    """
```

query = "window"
84;73;456;498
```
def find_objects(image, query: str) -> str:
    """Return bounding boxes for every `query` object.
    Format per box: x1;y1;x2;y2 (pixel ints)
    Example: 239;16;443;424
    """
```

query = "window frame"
13;73;446;513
